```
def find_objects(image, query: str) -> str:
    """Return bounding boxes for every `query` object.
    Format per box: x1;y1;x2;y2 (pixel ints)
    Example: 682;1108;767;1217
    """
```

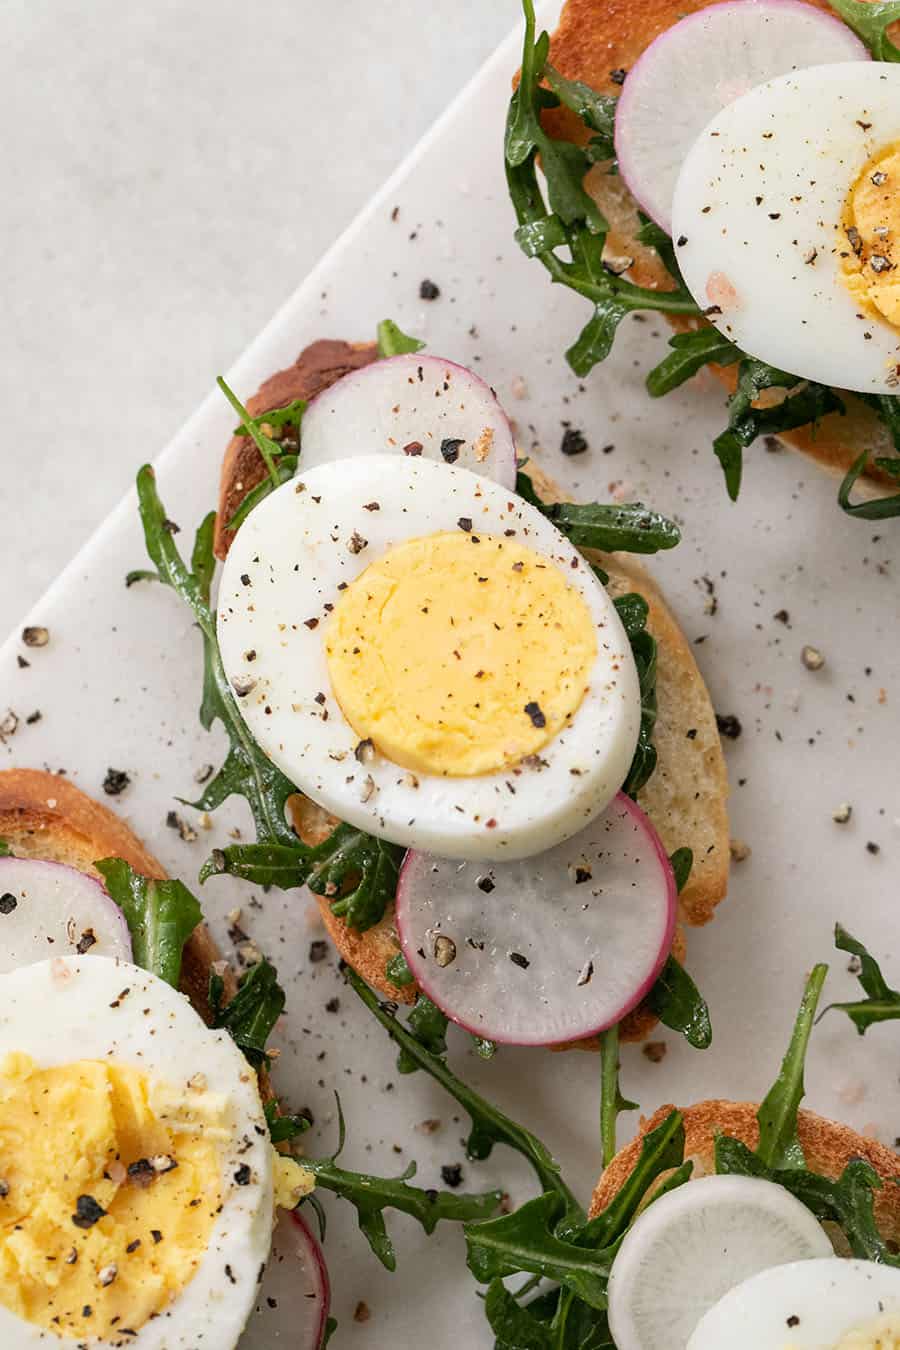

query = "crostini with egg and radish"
340;933;900;1349
0;768;504;1349
511;0;900;518
130;322;729;1054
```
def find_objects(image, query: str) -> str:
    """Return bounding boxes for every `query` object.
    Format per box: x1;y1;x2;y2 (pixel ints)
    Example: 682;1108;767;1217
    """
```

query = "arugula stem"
216;375;281;488
599;1025;620;1170
347;969;584;1222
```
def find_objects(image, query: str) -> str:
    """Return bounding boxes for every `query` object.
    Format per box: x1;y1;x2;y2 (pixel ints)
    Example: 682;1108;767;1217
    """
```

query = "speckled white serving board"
2;5;899;1345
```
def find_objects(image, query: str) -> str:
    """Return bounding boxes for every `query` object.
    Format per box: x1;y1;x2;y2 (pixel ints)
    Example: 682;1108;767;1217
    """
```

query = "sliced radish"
251;1207;331;1348
299;353;517;488
614;0;868;234
0;856;132;974
395;793;676;1046
607;1175;834;1350
688;1257;900;1350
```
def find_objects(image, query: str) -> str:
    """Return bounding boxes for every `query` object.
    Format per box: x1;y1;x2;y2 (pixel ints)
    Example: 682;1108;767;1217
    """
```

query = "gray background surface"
0;1;515;633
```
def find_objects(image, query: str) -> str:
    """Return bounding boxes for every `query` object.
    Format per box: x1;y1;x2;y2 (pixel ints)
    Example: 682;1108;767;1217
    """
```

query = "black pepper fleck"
560;427;588;456
102;768;130;796
419;279;440;300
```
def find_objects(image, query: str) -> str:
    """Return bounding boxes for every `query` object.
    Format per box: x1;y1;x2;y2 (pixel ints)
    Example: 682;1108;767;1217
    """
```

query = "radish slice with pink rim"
0;856;132;973
395;792;676;1046
251;1207;331;1348
614;0;868;235
298;352;517;488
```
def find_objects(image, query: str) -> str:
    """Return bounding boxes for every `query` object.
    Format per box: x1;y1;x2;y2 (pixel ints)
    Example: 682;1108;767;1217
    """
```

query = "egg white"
217;455;641;862
0;956;273;1350
687;1257;900;1349
673;63;900;394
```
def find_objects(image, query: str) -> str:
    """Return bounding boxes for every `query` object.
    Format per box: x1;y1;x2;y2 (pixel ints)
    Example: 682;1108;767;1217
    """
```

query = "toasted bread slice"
542;0;899;494
0;768;229;1019
216;340;730;1040
591;1099;900;1242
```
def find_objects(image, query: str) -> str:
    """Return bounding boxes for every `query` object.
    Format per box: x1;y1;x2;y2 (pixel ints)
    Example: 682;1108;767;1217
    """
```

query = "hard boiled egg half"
673;63;900;394
0;954;286;1349
217;454;640;861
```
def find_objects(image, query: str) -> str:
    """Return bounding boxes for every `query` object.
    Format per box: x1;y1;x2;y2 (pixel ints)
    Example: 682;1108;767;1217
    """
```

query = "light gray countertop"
0;0;515;635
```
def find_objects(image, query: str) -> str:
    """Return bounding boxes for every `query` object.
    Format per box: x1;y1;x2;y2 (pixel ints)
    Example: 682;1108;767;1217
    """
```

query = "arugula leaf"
517;469;680;554
0;838;11;856
614;593;658;798
580;1108;687;1247
347;968;583;1221
305;1097;501;1272
713;360;844;501
210;958;285;1069
822;924;900;1033
716;1136;900;1265
755;963;828;1171
838;449;900;520
264;1099;310;1144
827;0;900;59
599;1023;637;1168
227;454;297;531
94;858;200;988
201;825;404;933
135;466;298;846
465;1192;613;1311
396;996;449;1071
644;850;712;1049
646;328;741;398
506;1;700;379
377;319;425;357
232;398;306;441
386;952;416;987
543;64;616;162
647;956;712;1050
486;1279;555;1350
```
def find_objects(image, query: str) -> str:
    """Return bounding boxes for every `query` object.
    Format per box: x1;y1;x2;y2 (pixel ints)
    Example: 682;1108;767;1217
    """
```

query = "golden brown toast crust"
544;0;899;492
0;768;229;1019
591;1099;900;1240
215;341;730;1042
214;339;378;560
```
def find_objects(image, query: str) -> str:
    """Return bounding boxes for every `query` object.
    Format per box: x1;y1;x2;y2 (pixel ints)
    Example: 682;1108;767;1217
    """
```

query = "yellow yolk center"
324;530;597;777
840;143;900;333
0;1052;223;1341
829;1313;900;1349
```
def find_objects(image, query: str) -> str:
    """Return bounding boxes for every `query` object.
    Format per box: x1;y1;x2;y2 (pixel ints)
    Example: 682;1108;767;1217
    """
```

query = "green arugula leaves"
304;1096;501;1272
839;448;900;520
715;960;900;1263
94;858;201;988
614;592;658;799
376;319;426;357
506;1;700;378
0;838;12;856
516;468;681;555
200;825;404;933
348;968;583;1220
209;958;286;1069
645;328;742;398
827;0;900;59
599;1024;637;1169
823;924;900;1033
755;963;827;1171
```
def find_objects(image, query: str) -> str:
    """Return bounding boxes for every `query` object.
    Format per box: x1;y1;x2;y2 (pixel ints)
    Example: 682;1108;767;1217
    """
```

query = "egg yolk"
839;143;900;335
324;530;597;777
831;1313;900;1348
0;1052;223;1341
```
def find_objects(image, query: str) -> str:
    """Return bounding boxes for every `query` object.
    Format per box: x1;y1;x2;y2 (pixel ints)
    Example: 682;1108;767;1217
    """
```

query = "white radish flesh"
607;1174;834;1350
299;353;517;487
395;793;676;1045
250;1208;331;1348
614;0;868;234
0;856;132;973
